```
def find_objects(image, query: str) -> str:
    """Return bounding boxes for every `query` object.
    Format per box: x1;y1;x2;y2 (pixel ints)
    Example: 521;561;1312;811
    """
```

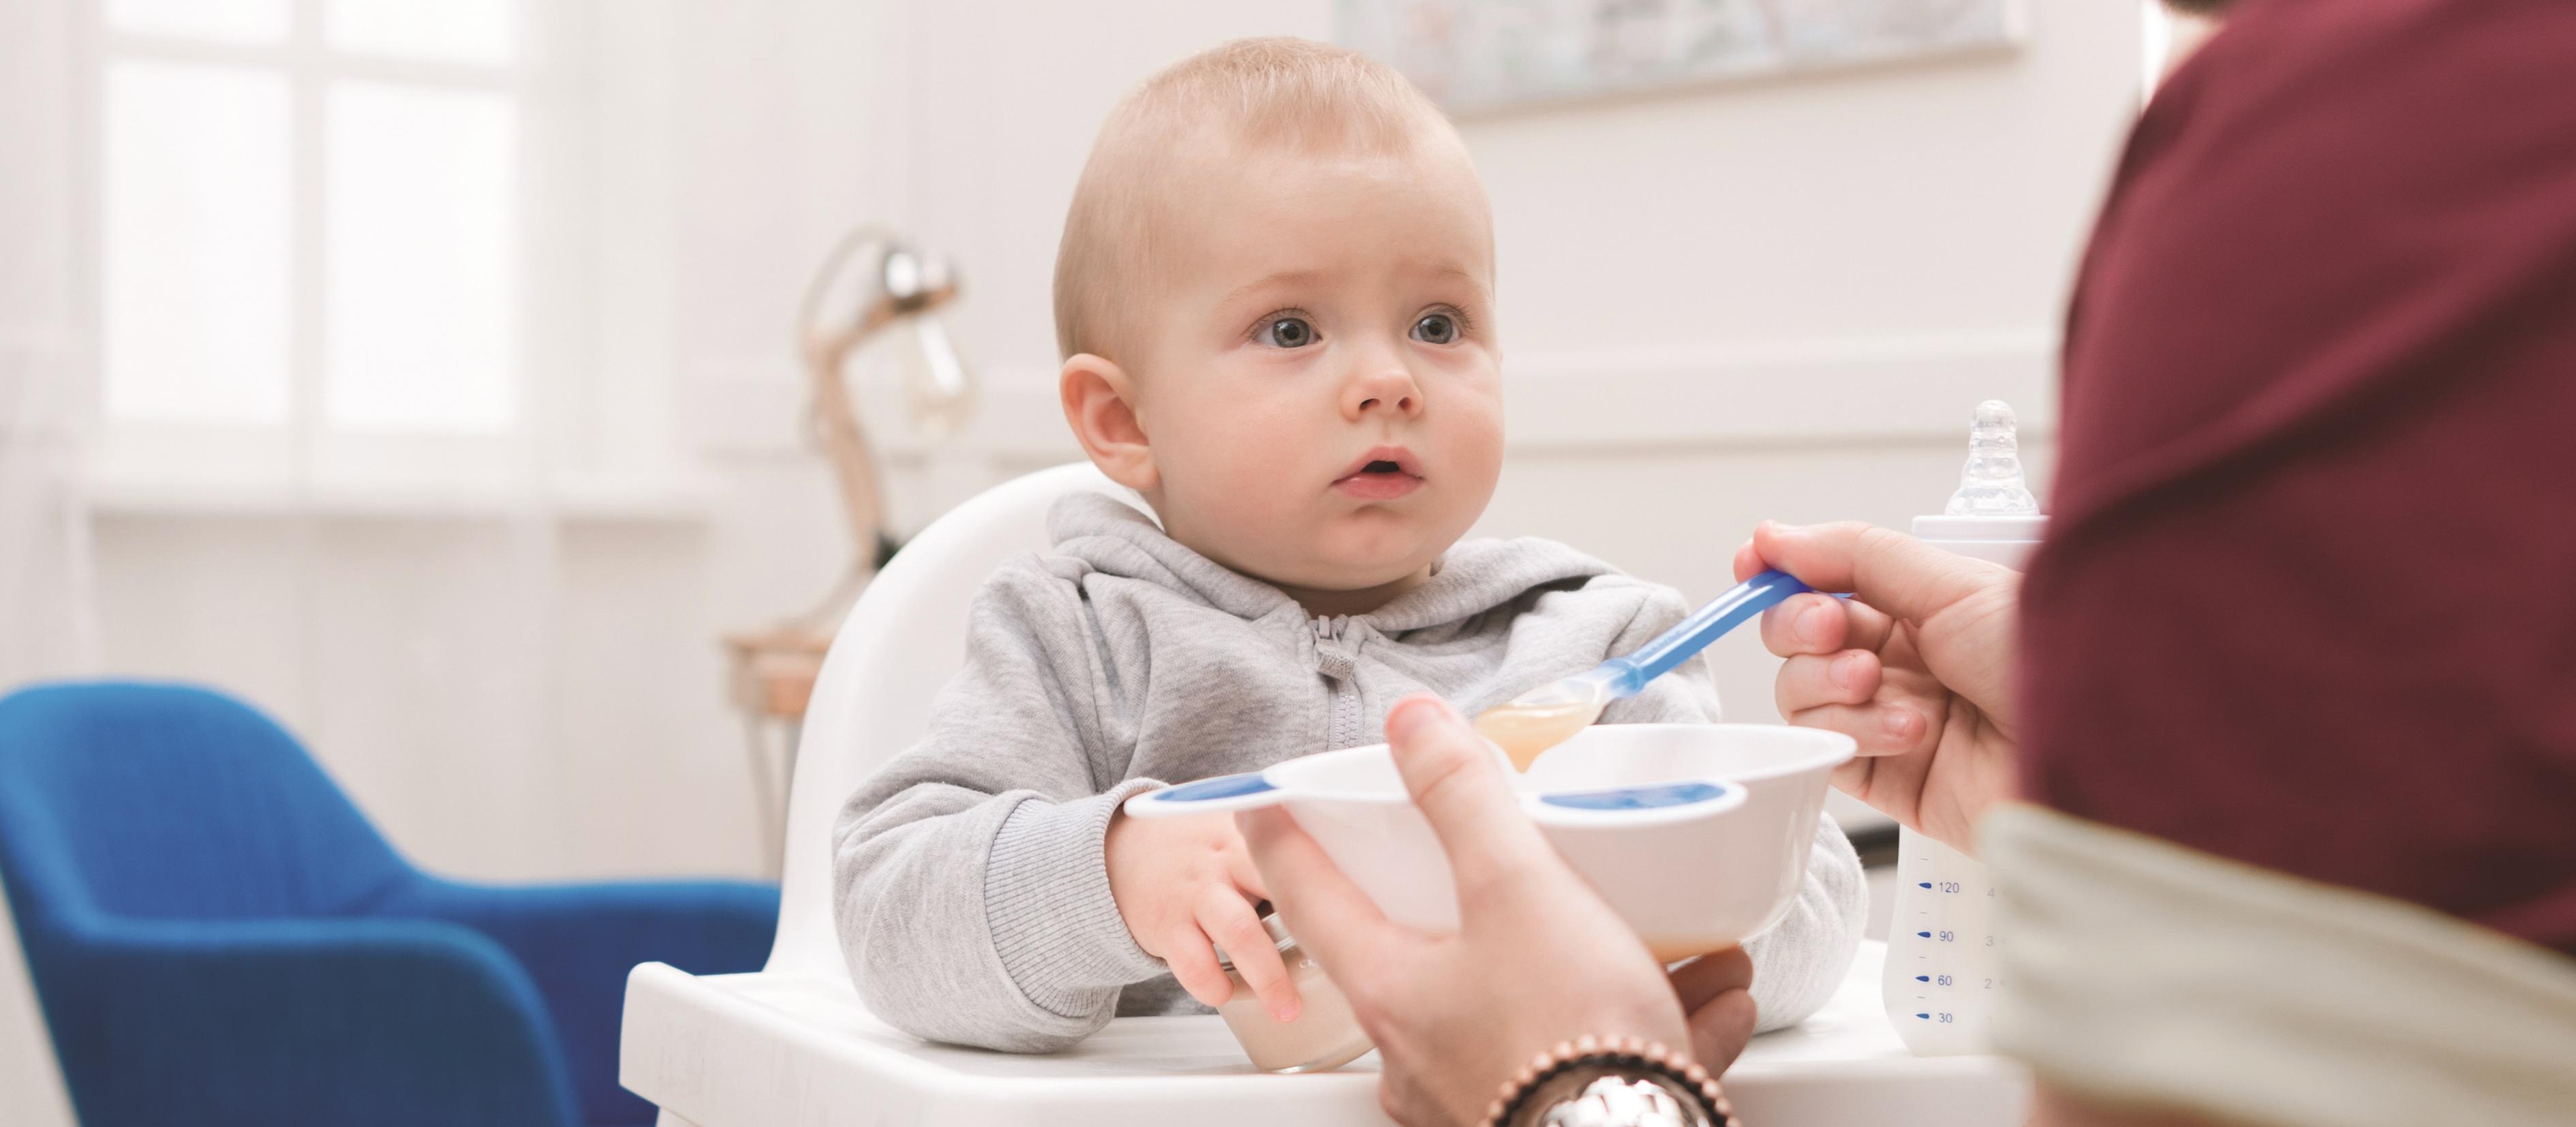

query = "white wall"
74;0;2139;888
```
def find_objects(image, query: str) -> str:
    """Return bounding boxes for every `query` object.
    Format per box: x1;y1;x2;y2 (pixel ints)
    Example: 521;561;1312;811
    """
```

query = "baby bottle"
1214;908;1375;1073
1882;400;2044;1055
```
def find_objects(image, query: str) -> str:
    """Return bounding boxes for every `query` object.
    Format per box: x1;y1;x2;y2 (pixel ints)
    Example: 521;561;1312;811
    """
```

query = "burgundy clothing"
2023;0;2576;955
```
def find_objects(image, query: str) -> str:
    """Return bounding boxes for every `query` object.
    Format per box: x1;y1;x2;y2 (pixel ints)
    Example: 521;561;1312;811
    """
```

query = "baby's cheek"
1441;398;1506;487
1192;430;1284;496
1208;411;1316;491
1171;428;1305;532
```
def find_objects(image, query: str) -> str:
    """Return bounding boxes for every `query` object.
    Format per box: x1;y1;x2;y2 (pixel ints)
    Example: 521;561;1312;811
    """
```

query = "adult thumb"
1753;521;2007;627
1382;695;1558;904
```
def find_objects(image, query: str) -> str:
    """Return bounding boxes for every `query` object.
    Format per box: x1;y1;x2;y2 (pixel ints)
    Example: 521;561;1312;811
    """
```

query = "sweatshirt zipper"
1313;616;1364;749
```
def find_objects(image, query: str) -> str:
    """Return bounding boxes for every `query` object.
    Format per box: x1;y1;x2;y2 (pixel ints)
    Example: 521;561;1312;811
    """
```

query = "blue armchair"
0;681;778;1127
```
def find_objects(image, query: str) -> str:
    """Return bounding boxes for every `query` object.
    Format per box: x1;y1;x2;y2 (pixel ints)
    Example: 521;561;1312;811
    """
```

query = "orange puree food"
1471;700;1601;771
1644;938;1731;964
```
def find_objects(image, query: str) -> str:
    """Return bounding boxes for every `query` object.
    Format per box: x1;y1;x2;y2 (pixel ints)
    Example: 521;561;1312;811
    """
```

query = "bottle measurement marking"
1884;404;2031;1054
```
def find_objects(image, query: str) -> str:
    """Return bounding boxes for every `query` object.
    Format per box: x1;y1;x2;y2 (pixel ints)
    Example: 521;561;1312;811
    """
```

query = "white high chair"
620;463;2031;1126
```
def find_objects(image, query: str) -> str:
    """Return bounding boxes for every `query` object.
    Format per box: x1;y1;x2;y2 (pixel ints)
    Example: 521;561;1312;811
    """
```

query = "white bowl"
1126;724;1853;961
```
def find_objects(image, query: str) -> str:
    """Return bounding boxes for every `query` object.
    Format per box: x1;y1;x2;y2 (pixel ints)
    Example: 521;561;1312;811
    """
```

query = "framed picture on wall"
1339;0;2027;114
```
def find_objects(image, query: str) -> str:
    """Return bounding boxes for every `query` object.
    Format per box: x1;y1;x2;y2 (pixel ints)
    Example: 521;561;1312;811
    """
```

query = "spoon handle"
1599;569;1815;697
1121;771;1287;818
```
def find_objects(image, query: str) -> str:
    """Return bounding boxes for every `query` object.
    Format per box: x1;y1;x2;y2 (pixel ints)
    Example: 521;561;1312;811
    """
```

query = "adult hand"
1736;521;2023;852
1668;945;1759;1075
1240;696;1726;1126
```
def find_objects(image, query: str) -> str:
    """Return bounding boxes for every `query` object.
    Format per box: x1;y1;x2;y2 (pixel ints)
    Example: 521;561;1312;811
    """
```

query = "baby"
833;37;1863;1053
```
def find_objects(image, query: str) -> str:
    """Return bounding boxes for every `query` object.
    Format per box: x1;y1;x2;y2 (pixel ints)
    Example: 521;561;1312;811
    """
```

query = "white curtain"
0;2;96;690
0;344;96;689
0;0;93;1115
1;0;95;1119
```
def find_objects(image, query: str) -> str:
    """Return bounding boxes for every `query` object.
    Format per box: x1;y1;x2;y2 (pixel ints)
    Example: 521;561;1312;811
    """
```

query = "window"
94;0;560;495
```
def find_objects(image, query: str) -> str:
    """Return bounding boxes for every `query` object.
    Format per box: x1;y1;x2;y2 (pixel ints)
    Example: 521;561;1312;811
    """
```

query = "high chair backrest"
767;463;1146;978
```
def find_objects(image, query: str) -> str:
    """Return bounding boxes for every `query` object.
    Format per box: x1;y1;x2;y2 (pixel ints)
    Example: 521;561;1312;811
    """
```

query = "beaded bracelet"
1482;1034;1737;1127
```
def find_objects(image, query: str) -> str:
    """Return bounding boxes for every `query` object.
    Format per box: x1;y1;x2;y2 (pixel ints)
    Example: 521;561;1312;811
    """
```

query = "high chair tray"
624;941;2029;1126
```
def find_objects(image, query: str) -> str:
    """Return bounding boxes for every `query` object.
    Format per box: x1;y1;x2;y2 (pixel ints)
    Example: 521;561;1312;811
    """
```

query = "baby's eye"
1411;312;1460;345
1257;315;1318;349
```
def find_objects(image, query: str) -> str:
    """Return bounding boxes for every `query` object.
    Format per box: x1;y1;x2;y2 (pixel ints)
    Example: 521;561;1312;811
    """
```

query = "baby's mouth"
1332;450;1424;501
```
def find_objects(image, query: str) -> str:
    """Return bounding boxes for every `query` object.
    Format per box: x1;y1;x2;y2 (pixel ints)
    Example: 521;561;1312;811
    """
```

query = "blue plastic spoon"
1476;568;1815;769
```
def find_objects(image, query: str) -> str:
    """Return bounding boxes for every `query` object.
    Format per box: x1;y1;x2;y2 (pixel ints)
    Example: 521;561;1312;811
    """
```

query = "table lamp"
724;226;976;871
796;226;977;578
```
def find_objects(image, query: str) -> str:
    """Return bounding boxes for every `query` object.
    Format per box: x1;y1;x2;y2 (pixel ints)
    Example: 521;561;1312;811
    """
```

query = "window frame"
80;0;607;505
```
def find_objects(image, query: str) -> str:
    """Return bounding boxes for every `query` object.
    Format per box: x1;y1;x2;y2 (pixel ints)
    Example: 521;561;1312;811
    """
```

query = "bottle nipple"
1944;400;2040;516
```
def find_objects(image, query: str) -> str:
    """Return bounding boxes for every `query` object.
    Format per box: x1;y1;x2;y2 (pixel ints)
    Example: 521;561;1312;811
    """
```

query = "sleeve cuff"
983;779;1171;1019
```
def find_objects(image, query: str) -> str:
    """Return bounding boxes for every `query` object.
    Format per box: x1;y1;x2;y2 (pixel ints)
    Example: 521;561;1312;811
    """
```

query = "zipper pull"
1313;615;1357;679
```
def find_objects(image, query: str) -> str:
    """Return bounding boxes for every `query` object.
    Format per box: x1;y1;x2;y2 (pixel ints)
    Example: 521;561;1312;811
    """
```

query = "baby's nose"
1345;364;1424;418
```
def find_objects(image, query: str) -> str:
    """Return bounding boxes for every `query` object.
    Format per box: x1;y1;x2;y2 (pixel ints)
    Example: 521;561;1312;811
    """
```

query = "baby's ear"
1059;354;1158;492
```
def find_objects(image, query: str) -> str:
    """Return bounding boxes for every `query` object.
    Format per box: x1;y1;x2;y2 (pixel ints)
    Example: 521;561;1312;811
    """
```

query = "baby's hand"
1104;808;1301;1021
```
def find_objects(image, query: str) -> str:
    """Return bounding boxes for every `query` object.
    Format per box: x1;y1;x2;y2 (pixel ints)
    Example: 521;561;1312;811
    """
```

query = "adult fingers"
1668;946;1754;1013
1161;925;1236;1011
1788;700;1937;758
1758;592;1899;660
1750;522;2006;630
1237;807;1402;984
1201;889;1300;1021
1758;593;1845;656
1731;538;1765;583
1380;695;1560;906
1773;650;1881;717
1685;987;1759;1075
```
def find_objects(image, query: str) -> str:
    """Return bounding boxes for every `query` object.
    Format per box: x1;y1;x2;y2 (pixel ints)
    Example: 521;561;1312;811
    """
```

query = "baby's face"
1126;142;1502;598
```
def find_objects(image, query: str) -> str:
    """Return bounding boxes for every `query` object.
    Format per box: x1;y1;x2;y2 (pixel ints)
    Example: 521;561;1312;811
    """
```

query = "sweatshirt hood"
1045;491;1619;632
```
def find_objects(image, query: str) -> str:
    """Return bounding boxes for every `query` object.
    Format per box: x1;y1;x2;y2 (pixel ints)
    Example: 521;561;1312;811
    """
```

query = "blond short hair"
1052;37;1468;360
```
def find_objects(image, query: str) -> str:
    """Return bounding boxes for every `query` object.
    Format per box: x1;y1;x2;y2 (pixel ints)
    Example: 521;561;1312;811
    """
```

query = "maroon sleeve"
2022;0;2576;955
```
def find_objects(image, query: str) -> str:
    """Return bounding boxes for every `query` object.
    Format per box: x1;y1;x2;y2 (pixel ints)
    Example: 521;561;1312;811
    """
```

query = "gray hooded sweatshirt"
833;493;1863;1053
